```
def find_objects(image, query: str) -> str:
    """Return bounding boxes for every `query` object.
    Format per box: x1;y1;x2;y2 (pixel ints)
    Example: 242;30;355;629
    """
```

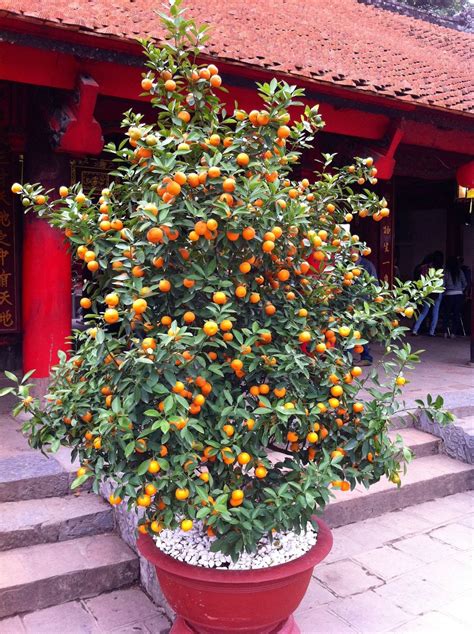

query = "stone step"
323;453;474;529
0;452;81;503
0;533;139;619
388;427;441;459
0;493;114;551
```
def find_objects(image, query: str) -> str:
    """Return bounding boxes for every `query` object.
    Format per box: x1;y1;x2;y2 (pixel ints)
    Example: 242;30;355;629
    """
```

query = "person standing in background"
412;251;444;337
443;256;468;337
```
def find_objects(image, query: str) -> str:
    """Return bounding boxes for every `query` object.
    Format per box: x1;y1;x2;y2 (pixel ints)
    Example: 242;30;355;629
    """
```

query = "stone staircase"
323;426;474;528
0;415;140;621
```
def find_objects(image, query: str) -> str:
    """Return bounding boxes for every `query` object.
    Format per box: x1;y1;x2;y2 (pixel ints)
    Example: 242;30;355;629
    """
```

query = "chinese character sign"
0;144;20;332
71;157;114;195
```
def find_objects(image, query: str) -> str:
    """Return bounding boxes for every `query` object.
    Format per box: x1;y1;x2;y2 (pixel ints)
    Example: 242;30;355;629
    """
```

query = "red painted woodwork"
456;161;474;188
22;216;71;377
373;126;404;181
49;75;103;155
401;120;474;157
1;35;473;155
138;518;333;634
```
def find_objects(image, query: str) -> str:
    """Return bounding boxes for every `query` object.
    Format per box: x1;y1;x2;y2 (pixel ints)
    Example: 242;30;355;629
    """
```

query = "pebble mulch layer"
153;521;318;569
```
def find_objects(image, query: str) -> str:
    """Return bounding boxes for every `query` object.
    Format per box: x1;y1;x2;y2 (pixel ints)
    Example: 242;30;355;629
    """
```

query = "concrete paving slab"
410;493;474;524
0;616;26;634
391;532;460;563
408;555;473;596
316;560;383;597
21;601;101;634
429;522;474;550
85;587;164;632
353;545;423;581
392;610;471;633
328;590;411;632
297;606;357;633
373;574;457;616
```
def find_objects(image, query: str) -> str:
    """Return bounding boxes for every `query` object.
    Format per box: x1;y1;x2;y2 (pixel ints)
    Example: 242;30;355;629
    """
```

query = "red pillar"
22;217;71;377
22;150;71;379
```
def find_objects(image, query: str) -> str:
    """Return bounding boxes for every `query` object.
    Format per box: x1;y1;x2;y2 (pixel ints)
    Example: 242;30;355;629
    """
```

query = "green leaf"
137;460;151;475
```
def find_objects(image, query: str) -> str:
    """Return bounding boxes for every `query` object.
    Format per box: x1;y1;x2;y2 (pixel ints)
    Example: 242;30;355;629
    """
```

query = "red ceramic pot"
138;517;332;634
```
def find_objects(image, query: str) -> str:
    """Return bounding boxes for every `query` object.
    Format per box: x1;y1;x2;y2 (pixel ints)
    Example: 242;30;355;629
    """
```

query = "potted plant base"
138;518;332;634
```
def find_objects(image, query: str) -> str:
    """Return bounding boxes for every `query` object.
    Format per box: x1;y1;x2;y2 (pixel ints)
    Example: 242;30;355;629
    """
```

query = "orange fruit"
80;298;92;309
145;483;157;496
137;494;151;507
277;125;291;139
213;292;227;305
230;359;243;371
104;308;119;324
277;269;290;281
147;227;164;243
262;240;275;253
203;321;218;336
222;178;236;192
241;227;255;241
183;311;195;324
237;452;251;465
255;466;268;479
164;79;177;92
208;166;221;178
175;488;190;501
237;153;250;166
132;298;147;314
159;279;171;292
330;385;343;397
105;293;119;307
220;319;233;331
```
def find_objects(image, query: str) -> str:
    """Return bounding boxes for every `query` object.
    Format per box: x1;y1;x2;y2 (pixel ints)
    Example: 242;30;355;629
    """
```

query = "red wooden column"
22;151;71;380
22;216;71;377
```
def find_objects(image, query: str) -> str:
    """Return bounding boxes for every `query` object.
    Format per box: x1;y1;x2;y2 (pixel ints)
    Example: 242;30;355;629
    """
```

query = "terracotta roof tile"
0;0;472;113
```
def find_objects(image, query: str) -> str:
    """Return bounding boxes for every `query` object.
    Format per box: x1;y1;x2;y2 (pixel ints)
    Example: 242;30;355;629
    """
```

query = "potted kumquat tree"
5;2;451;632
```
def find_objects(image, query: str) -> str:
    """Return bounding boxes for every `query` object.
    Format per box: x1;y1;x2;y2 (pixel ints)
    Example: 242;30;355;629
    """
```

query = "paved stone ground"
296;490;474;633
0;586;171;634
369;336;473;409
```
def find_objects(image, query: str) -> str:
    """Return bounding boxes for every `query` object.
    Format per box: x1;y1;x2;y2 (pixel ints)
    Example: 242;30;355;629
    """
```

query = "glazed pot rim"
137;516;333;584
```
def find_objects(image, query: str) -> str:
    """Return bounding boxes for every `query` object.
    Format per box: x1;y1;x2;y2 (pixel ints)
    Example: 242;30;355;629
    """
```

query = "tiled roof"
0;0;473;114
